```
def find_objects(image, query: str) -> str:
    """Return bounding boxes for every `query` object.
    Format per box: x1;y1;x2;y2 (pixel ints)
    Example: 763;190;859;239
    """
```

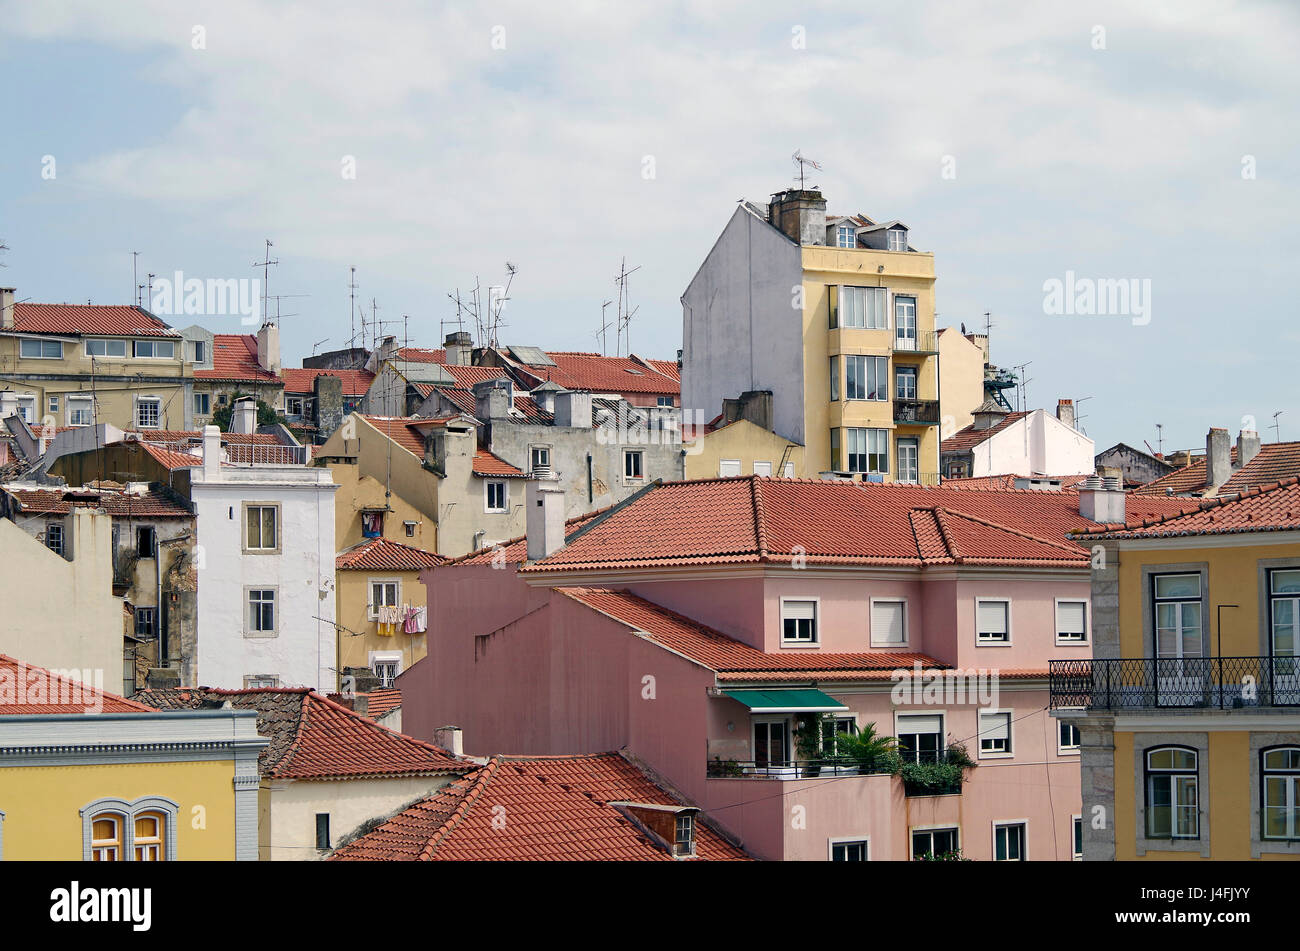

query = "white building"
191;418;338;690
940;399;1094;480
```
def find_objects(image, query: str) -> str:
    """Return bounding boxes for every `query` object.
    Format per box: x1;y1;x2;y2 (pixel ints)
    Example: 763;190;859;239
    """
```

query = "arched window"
1262;747;1300;840
1145;746;1199;839
81;797;178;861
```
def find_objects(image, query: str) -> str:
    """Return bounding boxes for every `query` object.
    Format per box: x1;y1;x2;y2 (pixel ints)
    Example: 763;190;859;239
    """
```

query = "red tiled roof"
513;395;553;425
1131;442;1300;497
637;356;680;382
281;367;374;396
940;412;1029;454
1077;476;1300;540
472;448;526;478
329;751;749;861
0;654;156;714
447;506;612;565
439;365;507;388
12;303;178;337
126;429;281;445
193;334;281;383
138;443;203;471
2;485;192;518
359;415;428;457
509;351;680;396
362;688;402;719
394;348;445;363
520;476;1193;573
336;537;444;571
559;587;945;681
940;473;1092;491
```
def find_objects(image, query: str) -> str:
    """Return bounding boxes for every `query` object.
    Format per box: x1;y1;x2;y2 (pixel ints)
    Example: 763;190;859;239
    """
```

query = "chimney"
444;331;472;367
202;424;222;477
256;321;280;375
768;189;827;246
0;288;14;331
232;398;257;435
553;390;592;429
1236;429;1261;469
971;399;1008;431
0;391;17;419
313;373;344;441
1056;399;1075;429
433;726;464;757
1205;428;1231;490
526;465;565;560
531;383;561;415
1079;474;1126;524
473;379;512;420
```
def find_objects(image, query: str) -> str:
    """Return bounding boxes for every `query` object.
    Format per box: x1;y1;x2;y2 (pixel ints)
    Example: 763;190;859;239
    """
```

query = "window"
844;427;867;473
369;580;399;619
624;450;644;480
837;286;888;329
836;225;856;249
911;827;958;860
360;511;383;537
976;599;1011;644
994;822;1026;861
44;522;64;556
1056;600;1088;643
530;446;551;471
248;589;276;634
897;438;919;484
829;356;839;401
781;599;818;645
674;813;695;856
193;392;210;416
656;396;675;407
753;461;771;476
90;814;123;861
374;659;399;688
135;397;161;429
133;339;176;359
1154;574;1202;659
217;393;228;406
48;395;59;415
17;396;33;423
286;396;304;416
1262;747;1300;840
871;599;907;646
191;340;206;363
485;481;507;512
134;607;156;638
404;520;417;537
844;355;888;401
752;719;789;769
895;366;917;400
1145;747;1199;839
978;711;1012;756
136;525;156;557
1268;569;1300;659
895;296;917;349
831;839;869;861
887;228;908;252
1059;721;1081;753
86;339;128;358
718;459;741;477
820;716;858;755
81;797;176;861
866;428;888;475
897;713;943;764
1073;816;1084;859
315;813;331;851
68;397;92;426
244;675;279;688
133;813;165;861
20;338;62;359
245;505;278;550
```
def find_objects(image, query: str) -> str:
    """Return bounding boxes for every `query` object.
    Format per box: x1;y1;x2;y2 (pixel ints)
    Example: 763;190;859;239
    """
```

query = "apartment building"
185;324;285;425
1056;477;1300;860
941;400;1094;480
682;191;940;483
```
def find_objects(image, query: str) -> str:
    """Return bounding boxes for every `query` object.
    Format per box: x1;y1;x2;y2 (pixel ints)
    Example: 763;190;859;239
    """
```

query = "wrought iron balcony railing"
705;758;891;780
893;399;940;425
1049;656;1300;711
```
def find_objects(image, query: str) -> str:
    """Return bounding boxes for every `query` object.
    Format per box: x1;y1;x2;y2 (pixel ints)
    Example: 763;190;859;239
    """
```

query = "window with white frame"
135;397;161;429
1073;816;1084;859
1262;746;1300;841
836;225;856;249
17;396;34;422
781;599;818;645
1145;746;1199;839
86;338;128;358
1056;600;1088;643
193;392;210;416
20;338;62;359
896;438;919;484
871;599;907;646
530;446;551;471
837;286;888;329
656;396;675;407
831;839;868;861
133;339;175;359
67;396;92;426
994;822;1026;861
895;365;917;399
911;827;958;860
244;675;279;688
897;713;943;764
829;356;839;401
718;459;741;477
844;355;888;401
624;449;645;480
247;588;276;635
978;710;1012;756
866;428;888;475
1153;573;1203;659
369;580;399;618
374;658;400;688
673;813;696;856
191;339;206;363
485;480;507;512
286;396;304;416
887;228;908;252
819;715;858;755
47;395;59;415
1059;720;1081;754
1267;569;1300;660
976;599;1010;644
753;461;772;476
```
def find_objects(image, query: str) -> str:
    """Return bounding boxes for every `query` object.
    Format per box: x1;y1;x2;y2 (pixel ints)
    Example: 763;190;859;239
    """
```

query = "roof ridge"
751;478;770;560
933;506;1089;556
420;757;502;859
929;507;961;562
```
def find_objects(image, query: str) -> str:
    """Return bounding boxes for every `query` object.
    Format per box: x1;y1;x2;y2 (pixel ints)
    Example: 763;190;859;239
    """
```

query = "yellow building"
936;327;987;436
682;192;939;484
0;295;194;432
0;654;265;860
1055;479;1300;860
683;417;805;480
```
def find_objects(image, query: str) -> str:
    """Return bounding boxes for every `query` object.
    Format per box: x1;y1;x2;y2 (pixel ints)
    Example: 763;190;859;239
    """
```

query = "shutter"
1057;601;1086;635
978;600;1008;634
753;461;772;476
784;600;816;620
980;712;1009;740
872;600;906;644
898;714;941;735
718;459;741;477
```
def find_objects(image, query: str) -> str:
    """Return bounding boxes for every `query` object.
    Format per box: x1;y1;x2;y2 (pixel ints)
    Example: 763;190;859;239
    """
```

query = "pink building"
401;476;1187;861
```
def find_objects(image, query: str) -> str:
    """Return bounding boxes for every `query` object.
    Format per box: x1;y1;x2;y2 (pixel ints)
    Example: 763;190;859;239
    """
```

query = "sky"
0;0;1296;453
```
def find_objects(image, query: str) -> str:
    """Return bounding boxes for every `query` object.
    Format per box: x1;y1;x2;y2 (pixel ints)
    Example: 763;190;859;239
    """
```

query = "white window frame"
1262;746;1300;841
368;578;401;619
1055;598;1090;645
835;225;856;249
1072;815;1084;860
85;338;128;358
529;445;551;471
894;711;946;765
245;587;278;637
286;396;304;416
992;820;1028;861
44;521;65;556
828;836;870;860
780;597;819;647
887;228;908;252
624;449;645;482
910;824;960;860
191;339;206;363
837;286;888;330
896;437;919;484
869;597;908;647
67;396;93;426
977;708;1014;759
20;338;63;359
243;675;279;688
193;392;210;416
369;651;403;688
133;339;176;359
1057;717;1082;755
753;461;772;476
484;480;508;513
244;503;280;552
718;459;741;478
975;597;1012;645
134;396;162;430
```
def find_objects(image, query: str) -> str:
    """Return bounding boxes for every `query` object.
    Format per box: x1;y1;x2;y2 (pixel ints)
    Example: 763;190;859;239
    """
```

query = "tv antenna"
1072;395;1092;435
613;258;641;357
1273;411;1284;443
595;299;615;355
132;251;141;306
312;337;330;355
1013;361;1032;412
792;150;822;190
1155;423;1164;456
252;239;278;325
347;266;359;349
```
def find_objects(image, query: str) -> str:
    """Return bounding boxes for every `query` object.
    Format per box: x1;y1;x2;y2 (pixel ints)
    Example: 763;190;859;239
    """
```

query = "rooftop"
0;654;156;714
1075;476;1300;541
1131;440;1300;497
940;411;1028;455
1;483;192;518
281;367;375;396
336;536;444;571
11;303;178;337
193;334;281;383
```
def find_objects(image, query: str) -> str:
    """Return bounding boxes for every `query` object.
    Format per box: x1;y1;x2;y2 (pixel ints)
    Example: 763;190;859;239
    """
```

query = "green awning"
721;688;848;714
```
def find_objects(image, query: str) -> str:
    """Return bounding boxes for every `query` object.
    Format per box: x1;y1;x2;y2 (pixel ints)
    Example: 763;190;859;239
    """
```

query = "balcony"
1049;657;1300;711
891;332;939;356
893;399;940;425
706;758;888;779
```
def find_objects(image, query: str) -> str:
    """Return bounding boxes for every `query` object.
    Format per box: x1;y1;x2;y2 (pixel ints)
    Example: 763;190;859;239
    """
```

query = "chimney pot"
526;468;565;560
1205;428;1232;491
1236;429;1261;469
0;288;15;331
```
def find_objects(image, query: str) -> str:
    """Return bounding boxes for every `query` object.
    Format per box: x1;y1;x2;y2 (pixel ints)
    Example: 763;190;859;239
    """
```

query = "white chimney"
256;321;281;375
553;390;592;429
232;398;258;435
1079;474;1126;524
526;466;565;560
433;726;464;756
0;288;14;331
202;424;222;477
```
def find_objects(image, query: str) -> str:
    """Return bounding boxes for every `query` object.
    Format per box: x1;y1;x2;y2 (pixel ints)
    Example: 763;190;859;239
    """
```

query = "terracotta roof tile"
336;537;444;571
12;303;178;337
472;449;526;478
1132;441;1300;497
507;351;680;396
1078;476;1300;540
939;473;1092;490
193;334;282;383
359;415;428;457
1;485;192;518
940;412;1028;454
361;687;402;719
281;367;375;396
329;751;748;861
394;348;445;364
0;654;156;714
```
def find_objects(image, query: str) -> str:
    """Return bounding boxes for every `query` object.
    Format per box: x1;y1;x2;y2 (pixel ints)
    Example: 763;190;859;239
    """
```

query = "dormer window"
674;813;696;856
887;228;908;252
836;225;856;248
